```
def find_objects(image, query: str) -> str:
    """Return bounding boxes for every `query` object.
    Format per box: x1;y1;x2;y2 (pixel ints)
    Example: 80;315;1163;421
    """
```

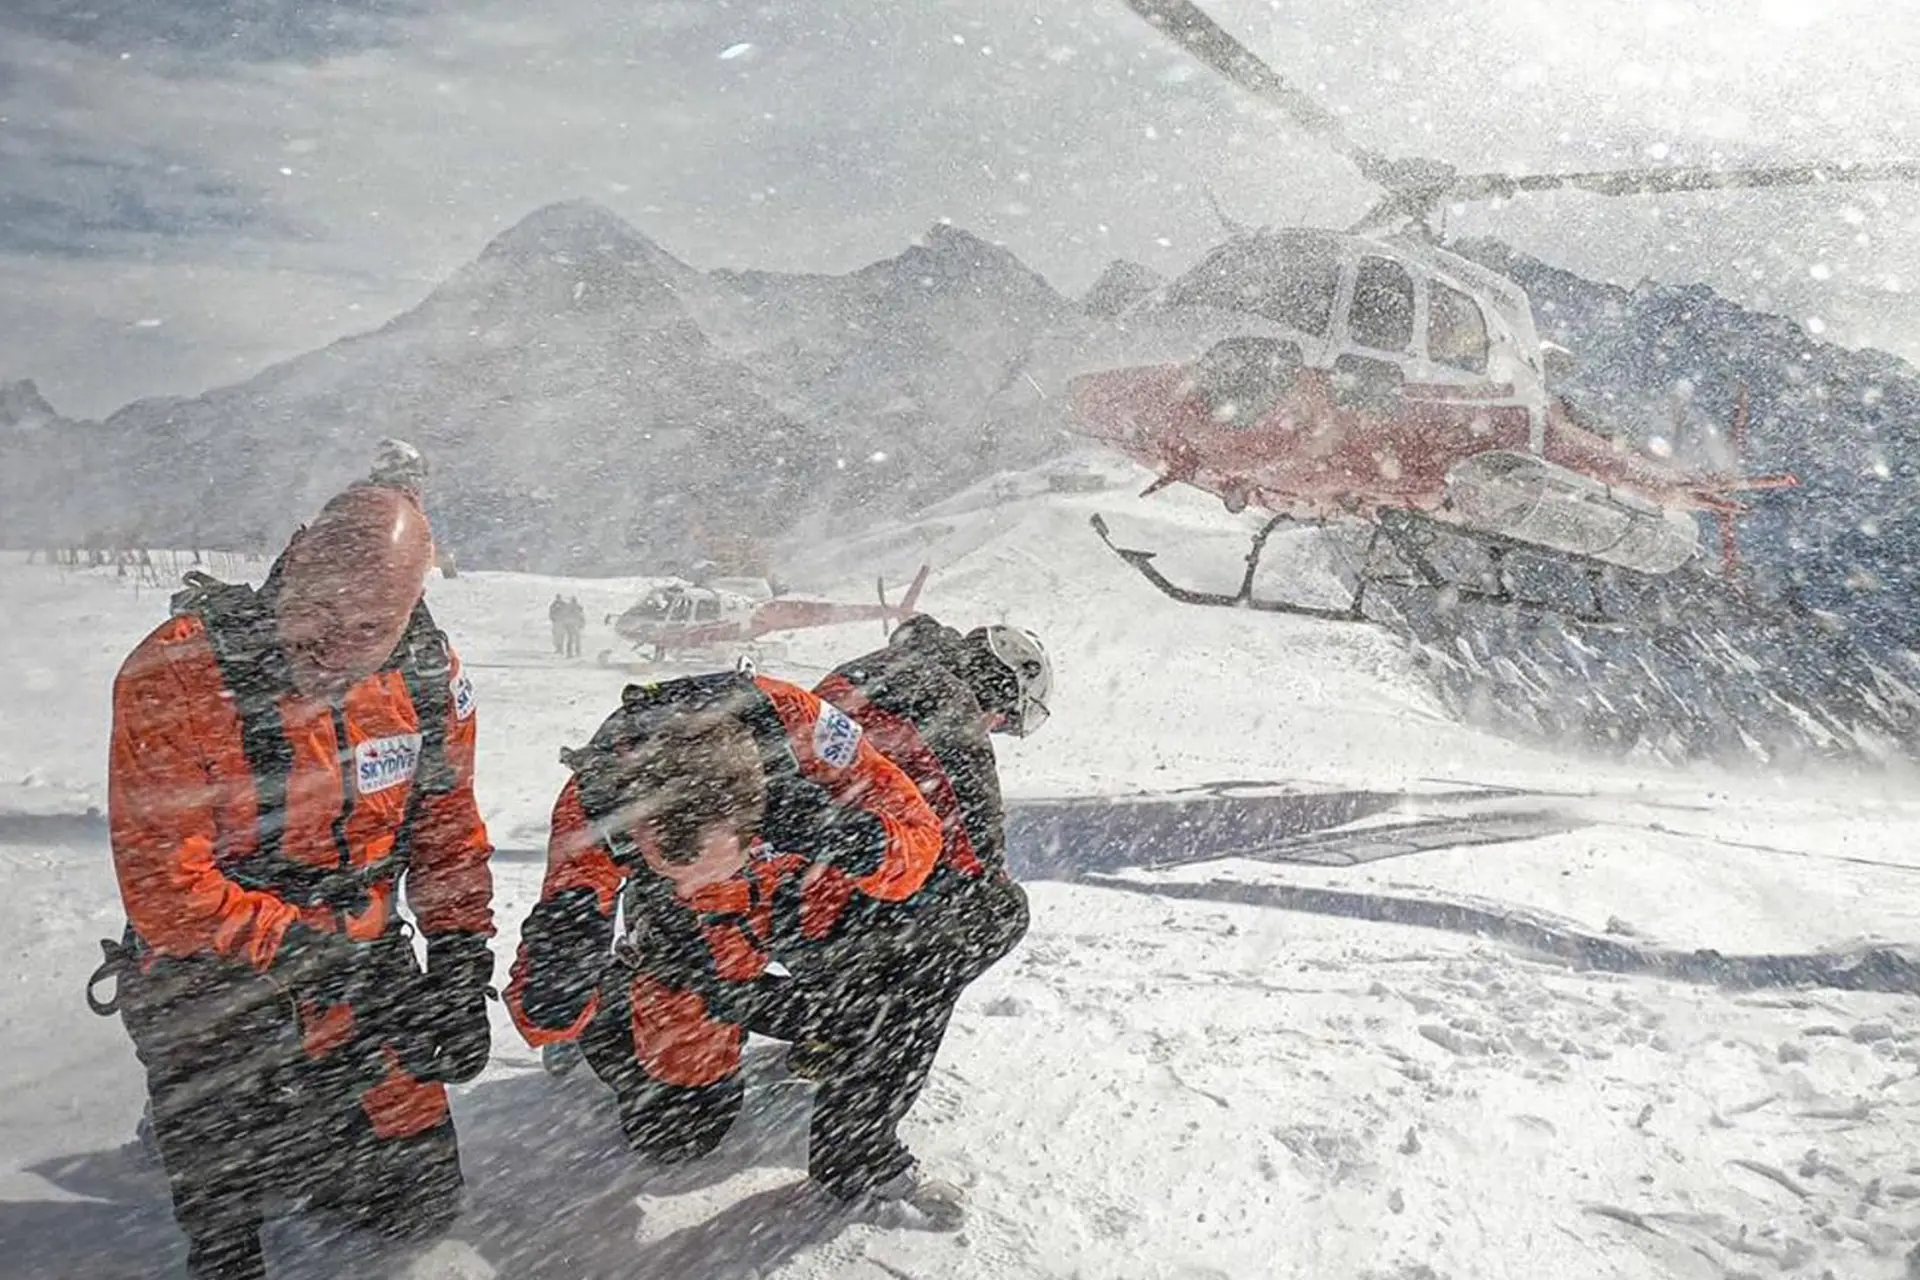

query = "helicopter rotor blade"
1445;158;1920;203
1122;0;1920;234
1351;157;1920;232
1119;0;1358;158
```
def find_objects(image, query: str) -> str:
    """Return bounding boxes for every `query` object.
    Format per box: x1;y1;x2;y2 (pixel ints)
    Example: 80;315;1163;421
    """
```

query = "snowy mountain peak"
864;222;1056;297
0;379;59;432
466;199;699;299
1082;259;1165;319
480;199;669;260
411;199;709;333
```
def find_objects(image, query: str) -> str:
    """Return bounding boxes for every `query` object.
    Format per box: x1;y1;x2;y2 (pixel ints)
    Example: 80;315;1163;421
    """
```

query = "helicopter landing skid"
1088;512;1367;622
1088;511;1625;627
1370;511;1623;628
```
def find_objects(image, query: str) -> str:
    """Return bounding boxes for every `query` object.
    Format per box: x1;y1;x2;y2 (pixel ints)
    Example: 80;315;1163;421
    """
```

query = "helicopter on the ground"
608;565;930;662
1068;0;1918;622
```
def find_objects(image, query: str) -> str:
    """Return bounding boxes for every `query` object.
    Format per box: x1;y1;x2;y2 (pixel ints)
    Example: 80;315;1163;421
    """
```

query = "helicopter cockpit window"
1427;281;1490;375
694;597;721;622
1347;256;1415;354
1164;240;1339;336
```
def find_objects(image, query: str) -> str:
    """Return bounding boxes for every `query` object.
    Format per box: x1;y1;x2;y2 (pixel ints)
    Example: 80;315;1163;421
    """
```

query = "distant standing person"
549;593;568;655
565;596;587;658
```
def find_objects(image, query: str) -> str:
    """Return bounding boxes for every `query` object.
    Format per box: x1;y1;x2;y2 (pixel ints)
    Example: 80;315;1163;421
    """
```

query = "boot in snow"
855;1164;967;1232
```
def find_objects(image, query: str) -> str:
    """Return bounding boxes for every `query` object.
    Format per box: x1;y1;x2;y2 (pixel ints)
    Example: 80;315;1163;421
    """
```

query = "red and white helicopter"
609;565;931;661
1068;0;1918;622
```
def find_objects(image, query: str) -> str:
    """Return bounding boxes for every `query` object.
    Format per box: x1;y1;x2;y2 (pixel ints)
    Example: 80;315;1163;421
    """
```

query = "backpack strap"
395;599;457;796
381;599;458;908
177;575;299;881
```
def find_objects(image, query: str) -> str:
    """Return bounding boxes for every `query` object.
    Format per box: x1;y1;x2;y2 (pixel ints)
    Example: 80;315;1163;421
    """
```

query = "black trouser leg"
788;876;1031;1197
155;1074;276;1280
580;972;746;1163
786;874;1029;1065
124;961;299;1280
184;1222;268;1280
314;1112;465;1241
804;964;956;1196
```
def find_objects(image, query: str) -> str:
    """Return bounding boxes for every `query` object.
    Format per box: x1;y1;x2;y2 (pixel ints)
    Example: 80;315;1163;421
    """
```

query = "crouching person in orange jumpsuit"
505;671;975;1223
88;476;495;1279
785;618;1051;1086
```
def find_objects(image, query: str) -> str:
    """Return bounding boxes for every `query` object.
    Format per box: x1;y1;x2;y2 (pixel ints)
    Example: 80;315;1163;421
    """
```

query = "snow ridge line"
0;810;106;844
1084;873;1920;996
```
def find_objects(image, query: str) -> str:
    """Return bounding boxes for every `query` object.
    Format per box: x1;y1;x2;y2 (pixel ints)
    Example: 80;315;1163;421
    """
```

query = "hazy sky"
3;0;1918;417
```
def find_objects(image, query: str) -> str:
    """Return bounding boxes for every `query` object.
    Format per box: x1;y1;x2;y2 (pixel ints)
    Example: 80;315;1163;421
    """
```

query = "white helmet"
970;625;1052;737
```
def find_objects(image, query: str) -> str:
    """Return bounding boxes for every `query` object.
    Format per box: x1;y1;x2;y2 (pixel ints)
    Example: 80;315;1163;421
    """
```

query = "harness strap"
183;576;455;916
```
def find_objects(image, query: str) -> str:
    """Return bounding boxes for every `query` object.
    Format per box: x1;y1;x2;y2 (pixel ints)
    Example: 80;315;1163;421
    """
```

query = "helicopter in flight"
608;564;930;662
1067;0;1919;622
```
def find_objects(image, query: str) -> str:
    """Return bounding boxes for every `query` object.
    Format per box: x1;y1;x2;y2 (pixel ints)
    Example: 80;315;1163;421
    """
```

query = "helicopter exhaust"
1442;451;1698;575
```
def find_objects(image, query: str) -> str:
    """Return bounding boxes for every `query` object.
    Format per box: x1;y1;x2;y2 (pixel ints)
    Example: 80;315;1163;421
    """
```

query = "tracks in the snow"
14;778;1920;998
1084;873;1920;996
1002;783;1572;878
1001;784;1920;998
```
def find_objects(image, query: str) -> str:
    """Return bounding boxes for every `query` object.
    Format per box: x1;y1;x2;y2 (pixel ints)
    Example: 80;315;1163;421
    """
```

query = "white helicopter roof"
1372;231;1544;355
1157;226;1546;362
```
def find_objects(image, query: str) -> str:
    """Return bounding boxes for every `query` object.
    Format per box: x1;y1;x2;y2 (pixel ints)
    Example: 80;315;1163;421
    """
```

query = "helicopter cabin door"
1408;273;1537;455
1327;253;1534;500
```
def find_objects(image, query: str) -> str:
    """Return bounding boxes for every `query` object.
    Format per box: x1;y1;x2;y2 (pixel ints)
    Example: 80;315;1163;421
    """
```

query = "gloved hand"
517;887;613;1032
273;922;370;1008
408;933;494;1084
759;774;888;878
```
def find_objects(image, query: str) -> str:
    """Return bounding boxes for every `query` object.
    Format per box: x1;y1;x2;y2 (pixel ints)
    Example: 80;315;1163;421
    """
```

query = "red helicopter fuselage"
1066;230;1785;577
611;565;930;657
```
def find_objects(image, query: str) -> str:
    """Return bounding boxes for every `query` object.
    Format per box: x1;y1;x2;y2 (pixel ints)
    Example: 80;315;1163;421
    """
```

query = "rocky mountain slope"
4;204;1917;667
0;202;1075;572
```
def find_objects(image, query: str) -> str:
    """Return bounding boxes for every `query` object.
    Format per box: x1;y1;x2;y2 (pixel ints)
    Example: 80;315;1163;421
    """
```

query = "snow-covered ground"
5;474;1920;1278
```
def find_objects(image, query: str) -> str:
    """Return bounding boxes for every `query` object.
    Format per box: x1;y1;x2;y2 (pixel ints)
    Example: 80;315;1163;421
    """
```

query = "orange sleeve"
108;619;302;972
757;677;941;903
405;647;496;937
504;778;625;1045
535;779;627;911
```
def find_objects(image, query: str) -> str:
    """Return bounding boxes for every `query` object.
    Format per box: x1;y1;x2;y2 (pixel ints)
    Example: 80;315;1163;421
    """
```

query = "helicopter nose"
1067;370;1149;444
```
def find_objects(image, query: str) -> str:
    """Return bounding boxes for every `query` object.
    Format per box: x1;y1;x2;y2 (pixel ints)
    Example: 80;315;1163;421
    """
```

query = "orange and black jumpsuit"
105;592;494;1278
795;619;1032;1147
505;672;944;1194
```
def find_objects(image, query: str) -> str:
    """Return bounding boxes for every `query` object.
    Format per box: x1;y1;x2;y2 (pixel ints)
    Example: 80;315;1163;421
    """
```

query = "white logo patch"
813;703;863;770
450;667;476;721
355;733;423;795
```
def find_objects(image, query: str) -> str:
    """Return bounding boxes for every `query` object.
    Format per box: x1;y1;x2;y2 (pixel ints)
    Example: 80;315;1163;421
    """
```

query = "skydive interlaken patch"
451;666;476;721
813;703;862;769
355;733;423;795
